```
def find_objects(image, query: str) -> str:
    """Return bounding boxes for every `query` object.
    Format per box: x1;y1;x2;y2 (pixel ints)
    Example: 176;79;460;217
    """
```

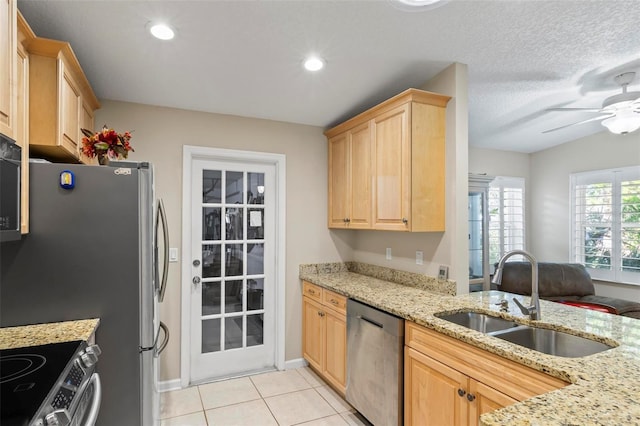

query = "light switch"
416;251;423;265
386;248;392;260
169;247;179;263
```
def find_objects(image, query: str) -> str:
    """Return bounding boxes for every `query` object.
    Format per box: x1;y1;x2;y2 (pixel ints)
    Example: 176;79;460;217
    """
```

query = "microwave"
0;133;21;243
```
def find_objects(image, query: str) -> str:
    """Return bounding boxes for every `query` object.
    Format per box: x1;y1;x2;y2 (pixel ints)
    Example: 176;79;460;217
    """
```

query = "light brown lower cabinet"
302;281;347;395
404;322;568;426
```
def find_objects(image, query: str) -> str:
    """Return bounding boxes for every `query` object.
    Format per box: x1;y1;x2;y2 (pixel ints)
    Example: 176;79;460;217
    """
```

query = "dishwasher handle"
357;315;383;329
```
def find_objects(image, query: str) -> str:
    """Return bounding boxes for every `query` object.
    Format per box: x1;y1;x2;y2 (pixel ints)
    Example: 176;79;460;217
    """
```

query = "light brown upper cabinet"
15;11;32;234
325;89;450;232
0;0;17;139
24;35;100;163
327;121;373;229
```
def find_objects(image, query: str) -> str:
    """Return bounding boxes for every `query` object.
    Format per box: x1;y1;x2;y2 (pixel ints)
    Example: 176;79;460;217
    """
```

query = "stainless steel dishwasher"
346;299;404;426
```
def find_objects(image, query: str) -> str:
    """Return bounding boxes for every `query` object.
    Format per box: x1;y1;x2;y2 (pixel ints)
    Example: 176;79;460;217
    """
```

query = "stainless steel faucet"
491;250;541;321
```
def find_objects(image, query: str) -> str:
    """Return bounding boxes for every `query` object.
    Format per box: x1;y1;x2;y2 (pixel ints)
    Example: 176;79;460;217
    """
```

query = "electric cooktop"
0;340;85;426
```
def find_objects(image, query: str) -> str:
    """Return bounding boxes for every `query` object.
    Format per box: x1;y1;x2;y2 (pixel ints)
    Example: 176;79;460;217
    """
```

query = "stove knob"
45;409;71;426
86;344;102;358
80;345;101;368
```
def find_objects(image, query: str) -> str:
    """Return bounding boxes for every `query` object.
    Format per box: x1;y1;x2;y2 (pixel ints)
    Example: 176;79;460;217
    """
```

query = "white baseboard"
160;359;308;392
159;378;182;393
284;358;308;370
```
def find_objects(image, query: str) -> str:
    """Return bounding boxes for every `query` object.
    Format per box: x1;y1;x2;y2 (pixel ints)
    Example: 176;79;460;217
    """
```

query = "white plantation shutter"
488;177;525;270
571;166;640;284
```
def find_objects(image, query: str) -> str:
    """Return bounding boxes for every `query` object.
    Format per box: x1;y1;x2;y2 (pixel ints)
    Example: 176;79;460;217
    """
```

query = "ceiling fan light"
602;114;640;135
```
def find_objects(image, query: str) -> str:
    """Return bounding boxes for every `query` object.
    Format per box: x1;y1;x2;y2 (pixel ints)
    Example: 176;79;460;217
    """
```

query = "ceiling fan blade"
542;114;614;133
546;107;604;112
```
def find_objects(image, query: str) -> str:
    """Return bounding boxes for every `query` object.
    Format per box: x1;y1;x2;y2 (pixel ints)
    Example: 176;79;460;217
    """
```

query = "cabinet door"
79;99;98;165
348;122;372;229
328;132;350;228
405;346;468;426
323;308;346;393
468;380;518;424
59;61;81;157
0;0;16;138
302;297;324;372
372;104;410;231
15;23;28;233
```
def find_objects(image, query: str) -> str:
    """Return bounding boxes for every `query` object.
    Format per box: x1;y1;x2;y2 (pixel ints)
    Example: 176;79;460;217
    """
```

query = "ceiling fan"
543;72;640;135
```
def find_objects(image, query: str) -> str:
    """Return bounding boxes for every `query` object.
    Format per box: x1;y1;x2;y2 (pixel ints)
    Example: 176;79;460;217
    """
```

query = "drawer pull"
330;299;339;305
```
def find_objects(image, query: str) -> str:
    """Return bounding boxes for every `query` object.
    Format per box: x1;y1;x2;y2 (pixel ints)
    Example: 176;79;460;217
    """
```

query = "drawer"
303;281;322;301
323;289;347;313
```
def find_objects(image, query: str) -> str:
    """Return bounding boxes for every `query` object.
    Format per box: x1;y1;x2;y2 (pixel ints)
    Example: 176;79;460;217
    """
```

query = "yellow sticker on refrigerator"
60;170;75;189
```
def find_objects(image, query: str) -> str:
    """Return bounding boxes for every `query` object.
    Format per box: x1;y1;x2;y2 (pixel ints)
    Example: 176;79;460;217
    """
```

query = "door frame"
180;145;286;387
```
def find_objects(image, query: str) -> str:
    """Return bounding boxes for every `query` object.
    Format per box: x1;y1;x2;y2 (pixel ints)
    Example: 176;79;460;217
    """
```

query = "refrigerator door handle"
155;199;170;302
156;321;170;356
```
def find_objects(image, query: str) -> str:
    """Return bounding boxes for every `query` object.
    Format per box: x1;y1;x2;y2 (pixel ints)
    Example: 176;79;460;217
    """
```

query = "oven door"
72;373;102;426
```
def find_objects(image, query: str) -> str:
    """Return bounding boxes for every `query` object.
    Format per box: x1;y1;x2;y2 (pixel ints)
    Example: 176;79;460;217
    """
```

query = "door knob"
193;259;201;267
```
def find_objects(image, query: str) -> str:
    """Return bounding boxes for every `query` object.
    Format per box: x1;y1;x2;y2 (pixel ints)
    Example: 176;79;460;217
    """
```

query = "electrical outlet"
386;248;392;260
438;265;449;280
416;251;423;265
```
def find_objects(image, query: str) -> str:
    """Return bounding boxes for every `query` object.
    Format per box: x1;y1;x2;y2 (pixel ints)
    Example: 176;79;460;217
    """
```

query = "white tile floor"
160;367;370;426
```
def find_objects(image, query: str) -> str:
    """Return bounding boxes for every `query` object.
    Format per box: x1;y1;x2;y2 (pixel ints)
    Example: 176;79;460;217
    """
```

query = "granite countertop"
0;319;100;350
300;266;640;426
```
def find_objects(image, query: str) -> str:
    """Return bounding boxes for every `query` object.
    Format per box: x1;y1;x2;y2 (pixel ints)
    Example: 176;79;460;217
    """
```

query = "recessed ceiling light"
149;23;175;40
389;0;449;12
304;57;325;72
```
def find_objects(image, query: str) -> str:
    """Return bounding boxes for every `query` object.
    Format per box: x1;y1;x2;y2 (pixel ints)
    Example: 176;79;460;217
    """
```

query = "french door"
189;157;276;383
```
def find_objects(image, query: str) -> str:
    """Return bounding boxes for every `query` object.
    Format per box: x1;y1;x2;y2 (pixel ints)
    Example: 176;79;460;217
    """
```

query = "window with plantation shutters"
488;177;526;271
571;166;640;284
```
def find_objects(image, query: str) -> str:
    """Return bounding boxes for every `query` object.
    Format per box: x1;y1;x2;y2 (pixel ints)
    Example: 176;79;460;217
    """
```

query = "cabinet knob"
344;218;351;223
467;393;476;402
457;389;466;397
318;311;325;317
402;218;408;224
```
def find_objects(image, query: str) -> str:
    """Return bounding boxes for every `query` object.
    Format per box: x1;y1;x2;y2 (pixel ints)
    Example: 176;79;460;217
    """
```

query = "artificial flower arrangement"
81;125;134;163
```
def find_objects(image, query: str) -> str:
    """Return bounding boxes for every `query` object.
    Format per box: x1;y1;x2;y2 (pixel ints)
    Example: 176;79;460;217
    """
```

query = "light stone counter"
300;264;640;426
0;319;100;350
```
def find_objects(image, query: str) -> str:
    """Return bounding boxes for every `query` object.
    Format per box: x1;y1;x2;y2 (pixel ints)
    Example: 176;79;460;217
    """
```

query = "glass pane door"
200;170;266;354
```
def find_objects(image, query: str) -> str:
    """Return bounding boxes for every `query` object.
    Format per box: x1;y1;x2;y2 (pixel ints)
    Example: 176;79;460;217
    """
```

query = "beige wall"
468;146;531;250
96;100;354;381
351;63;470;294
529;130;640;299
470;134;640;300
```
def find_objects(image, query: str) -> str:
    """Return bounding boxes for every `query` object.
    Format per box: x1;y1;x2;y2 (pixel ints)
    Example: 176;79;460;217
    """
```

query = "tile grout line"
162;368;347;425
195;385;209;426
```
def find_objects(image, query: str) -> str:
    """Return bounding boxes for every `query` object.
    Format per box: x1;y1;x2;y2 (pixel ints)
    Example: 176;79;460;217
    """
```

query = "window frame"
488;176;526;271
570;166;640;285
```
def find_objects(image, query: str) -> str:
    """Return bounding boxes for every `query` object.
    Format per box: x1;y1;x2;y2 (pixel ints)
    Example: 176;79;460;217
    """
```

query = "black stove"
0;340;100;426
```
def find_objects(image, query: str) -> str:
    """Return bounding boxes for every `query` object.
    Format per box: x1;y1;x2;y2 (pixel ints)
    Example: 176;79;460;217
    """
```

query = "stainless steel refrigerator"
0;161;169;426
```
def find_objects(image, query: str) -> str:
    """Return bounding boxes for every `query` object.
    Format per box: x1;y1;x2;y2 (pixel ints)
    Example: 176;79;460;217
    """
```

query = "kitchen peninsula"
300;262;640;425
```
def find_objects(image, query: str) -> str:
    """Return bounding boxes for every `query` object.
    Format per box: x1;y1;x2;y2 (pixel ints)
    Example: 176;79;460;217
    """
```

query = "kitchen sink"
492;326;615;358
435;310;521;333
435;310;616;358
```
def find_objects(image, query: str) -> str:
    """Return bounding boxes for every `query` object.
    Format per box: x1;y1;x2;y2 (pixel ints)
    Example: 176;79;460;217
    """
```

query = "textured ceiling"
17;0;640;153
